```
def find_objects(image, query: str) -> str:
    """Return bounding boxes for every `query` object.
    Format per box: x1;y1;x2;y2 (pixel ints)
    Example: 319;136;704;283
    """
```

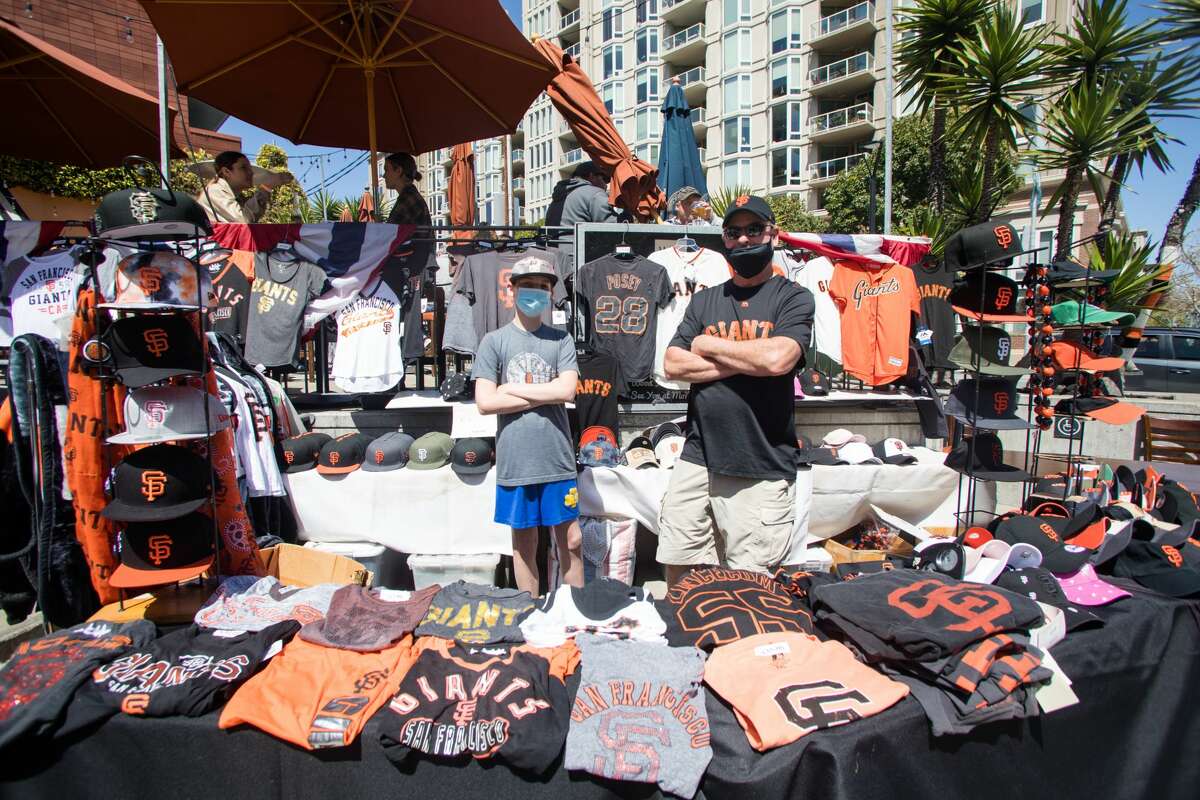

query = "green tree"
0;150;208;200
253;144;308;224
766;194;826;233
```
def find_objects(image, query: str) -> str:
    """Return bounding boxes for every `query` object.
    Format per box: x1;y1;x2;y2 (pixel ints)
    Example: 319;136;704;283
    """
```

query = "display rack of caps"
277;430;496;477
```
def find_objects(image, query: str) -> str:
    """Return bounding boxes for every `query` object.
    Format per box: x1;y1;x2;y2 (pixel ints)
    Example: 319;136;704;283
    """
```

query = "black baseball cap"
1054;396;1146;426
102;444;212;522
451;438;494;475
721;194;775;226
362;432;415;472
945;378;1034;430
944;431;1032;482
943;221;1025;270
650;422;684;448
871;438;918;465
277;432;331;473
994;516;1092;573
949;325;1027;377
994;567;1103;631
626;435;654;453
1045;260;1121;287
949;272;1028;322
796;434;842;467
1111;540;1200;597
317;432;373;475
110;512;215;589
798;368;831;397
93;186;212;241
95;315;205;388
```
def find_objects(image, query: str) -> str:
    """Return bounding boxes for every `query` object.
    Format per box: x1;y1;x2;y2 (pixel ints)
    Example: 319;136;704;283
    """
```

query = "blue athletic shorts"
494;478;580;529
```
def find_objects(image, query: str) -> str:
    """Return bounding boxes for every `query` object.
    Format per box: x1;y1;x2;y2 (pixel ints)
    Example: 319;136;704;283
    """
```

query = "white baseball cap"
836;441;882;465
654;435;686;468
964;540;1042;584
823;428;866;448
107;386;232;445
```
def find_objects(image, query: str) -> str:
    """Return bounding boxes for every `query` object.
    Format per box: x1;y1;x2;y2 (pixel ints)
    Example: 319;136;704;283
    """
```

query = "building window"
637;68;661;104
602;81;624;115
770;8;803;53
635;143;661;164
636;27;659;64
603;45;624;79
723;116;751;155
722;29;752;69
771;148;803;187
723;0;751;26
770;57;803;98
722;74;751;111
602;6;624;42
722;158;752;188
771;102;803;142
1021;0;1044;25
636;0;659;24
636;107;662;142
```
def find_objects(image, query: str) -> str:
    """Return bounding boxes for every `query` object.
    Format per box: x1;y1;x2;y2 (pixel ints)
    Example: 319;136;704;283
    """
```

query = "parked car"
1123;327;1200;393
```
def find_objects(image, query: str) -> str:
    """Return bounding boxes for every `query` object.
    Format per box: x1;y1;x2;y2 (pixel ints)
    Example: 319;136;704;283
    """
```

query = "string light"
23;2;33;18
122;17;133;43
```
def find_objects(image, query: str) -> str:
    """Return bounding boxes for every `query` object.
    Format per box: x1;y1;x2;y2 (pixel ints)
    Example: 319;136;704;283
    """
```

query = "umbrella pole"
366;68;379;219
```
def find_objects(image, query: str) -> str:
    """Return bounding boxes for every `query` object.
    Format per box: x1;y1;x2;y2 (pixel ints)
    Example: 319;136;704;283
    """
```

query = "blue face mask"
515;287;551;317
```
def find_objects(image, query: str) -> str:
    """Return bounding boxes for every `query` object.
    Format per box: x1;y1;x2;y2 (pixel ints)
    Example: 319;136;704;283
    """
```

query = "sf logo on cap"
994;286;1013;310
464;450;478;464
996;337;1011;360
1163;545;1183;568
148;534;173;565
993;392;1010;414
375;449;385;464
735;195;750;207
143;328;170;357
1038;522;1060;542
141;470;168;501
993;226;1014;249
144;400;168;428
140;266;163;294
284;451;295;464
329;452;341;465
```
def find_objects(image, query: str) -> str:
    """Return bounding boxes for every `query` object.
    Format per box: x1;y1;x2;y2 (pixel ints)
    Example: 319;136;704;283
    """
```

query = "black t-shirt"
573;351;627;446
577;254;672;382
207;255;251;346
655;567;814;650
669;275;814;480
60;620;299;734
915;261;956;368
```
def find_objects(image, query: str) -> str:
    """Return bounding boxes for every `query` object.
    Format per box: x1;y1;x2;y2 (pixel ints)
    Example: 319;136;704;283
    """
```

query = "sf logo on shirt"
887;579;1014;637
774;680;871;735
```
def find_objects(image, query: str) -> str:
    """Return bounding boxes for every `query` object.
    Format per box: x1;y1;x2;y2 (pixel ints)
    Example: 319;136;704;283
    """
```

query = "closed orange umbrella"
448;142;476;238
339;203;353;222
531;37;665;222
358;188;375;222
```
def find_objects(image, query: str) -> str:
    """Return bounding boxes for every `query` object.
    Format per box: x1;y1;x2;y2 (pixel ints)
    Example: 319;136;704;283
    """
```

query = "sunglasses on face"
722;223;771;240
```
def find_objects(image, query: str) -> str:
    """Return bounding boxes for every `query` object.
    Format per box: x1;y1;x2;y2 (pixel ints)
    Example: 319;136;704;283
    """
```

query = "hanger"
674;220;699;254
270;240;297;262
613;224;634;259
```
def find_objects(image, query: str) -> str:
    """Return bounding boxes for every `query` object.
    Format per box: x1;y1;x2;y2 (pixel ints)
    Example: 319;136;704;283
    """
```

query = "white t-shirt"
1;248;84;346
788;255;842;364
519;580;667;648
648;246;732;389
331;279;404;393
216;368;285;498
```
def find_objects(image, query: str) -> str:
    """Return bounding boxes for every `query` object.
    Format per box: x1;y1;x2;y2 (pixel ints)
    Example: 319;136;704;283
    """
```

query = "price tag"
916;327;934;346
753;641;791;658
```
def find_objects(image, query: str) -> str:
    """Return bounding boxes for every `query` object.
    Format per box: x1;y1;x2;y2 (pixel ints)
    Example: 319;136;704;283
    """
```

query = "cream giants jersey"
331;279;404;394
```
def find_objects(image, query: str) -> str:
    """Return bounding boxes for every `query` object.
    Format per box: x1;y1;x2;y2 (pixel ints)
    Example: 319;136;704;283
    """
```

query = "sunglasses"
722;223;771;239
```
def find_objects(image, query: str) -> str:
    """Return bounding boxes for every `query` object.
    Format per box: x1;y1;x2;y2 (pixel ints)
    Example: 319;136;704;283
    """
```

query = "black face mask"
727;242;775;279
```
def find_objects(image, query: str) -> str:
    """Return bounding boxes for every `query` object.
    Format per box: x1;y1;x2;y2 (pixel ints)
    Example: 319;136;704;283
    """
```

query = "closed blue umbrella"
657;78;708;211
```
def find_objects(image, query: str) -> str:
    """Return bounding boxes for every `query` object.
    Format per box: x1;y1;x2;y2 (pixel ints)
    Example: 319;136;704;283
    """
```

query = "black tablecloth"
5;582;1200;800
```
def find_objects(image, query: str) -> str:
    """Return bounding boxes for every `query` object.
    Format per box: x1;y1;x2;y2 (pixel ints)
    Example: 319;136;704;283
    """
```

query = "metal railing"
676;65;706;87
560;8;580;30
809;51;873;86
512;178;525;190
810;152;866;180
662;0;701;10
810;102;873;134
664;23;704;52
812;1;874;39
689;106;706;126
565;42;581;59
561;147;585;166
511;148;525;162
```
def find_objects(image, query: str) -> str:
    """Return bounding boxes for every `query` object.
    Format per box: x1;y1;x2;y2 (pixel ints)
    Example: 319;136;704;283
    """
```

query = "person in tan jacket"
195;151;291;224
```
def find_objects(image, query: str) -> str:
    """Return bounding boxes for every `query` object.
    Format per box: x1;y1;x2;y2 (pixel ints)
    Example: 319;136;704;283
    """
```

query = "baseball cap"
1053;563;1131;606
1044;340;1124;374
95;315;205;388
1160;483;1200;535
822;428;866;448
1045;260;1121;287
361;432;415;472
277;432;332;473
837;441;883;465
943;221;1025;270
994;567;1103;631
668;185;702;209
1033;474;1070;497
1049;300;1134;328
796;434;842;467
451;437;495;474
100;251;212;311
93;186;211;241
994;515;1092;574
963;540;1043;584
580;426;618;450
1054;396;1146;426
1112;500;1187;545
579;438;622;468
102;444;212;522
1092;510;1135;565
963;527;994;548
944;431;1032;482
721;194;775;226
107;386;232;445
912;539;966;579
508;254;559;288
945;378;1034;430
871;438;918;465
624;445;659;469
408;432;453;470
797;368;831;397
650;422;684;448
1111;540;1200;597
109;512;215;589
948;325;1027;377
316;432;373;475
949;272;1027;322
654;434;686;468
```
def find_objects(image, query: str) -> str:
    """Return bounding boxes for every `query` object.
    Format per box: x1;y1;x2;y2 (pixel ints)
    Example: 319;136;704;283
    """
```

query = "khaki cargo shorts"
656;459;796;573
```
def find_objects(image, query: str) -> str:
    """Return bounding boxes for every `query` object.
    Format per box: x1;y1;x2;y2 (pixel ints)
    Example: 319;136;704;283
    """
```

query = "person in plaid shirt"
384;152;432;227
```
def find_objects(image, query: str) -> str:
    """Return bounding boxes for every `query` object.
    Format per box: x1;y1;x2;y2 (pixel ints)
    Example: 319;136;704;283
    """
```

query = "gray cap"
668;185;702;209
408;432;454;470
508;254;559;288
361;431;415;472
107;386;232;445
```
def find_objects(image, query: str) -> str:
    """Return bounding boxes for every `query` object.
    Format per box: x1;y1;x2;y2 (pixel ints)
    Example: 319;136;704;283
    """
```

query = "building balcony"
512;122;524;144
808;52;875;95
662;23;706;65
560;147;585;169
558;119;577;142
511;148;525;163
809;102;874;143
661;0;706;27
512;177;525;193
809;152;865;184
560;8;580;35
674;66;708;105
690;106;708;137
811;2;876;50
564;41;581;60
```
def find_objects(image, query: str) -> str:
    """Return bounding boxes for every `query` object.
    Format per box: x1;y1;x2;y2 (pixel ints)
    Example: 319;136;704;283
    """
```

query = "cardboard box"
257;543;372;588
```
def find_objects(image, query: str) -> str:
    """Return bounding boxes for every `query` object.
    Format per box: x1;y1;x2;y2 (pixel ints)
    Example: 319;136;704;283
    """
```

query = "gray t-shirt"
565;634;712;798
458;248;569;338
471;322;578;487
414;581;535;644
244;253;327;367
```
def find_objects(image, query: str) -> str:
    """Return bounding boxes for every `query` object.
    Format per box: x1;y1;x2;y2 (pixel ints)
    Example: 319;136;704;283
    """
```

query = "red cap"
964;527;994;548
1045;341;1124;374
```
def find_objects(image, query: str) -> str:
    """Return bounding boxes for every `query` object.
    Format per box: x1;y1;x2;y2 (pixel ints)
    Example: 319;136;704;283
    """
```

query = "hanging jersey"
915;261;957;368
219;635;415;749
206;250;253;345
457;248;569;337
215;367;285;497
1;247;84;344
828;260;921;386
577;254;672;383
788;256;842;365
519;578;666;648
649;246;732;389
573;351;627;447
331;278;404;393
377;637;579;773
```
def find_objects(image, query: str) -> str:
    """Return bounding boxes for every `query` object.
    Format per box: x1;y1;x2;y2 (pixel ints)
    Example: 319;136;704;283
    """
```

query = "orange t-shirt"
828;260;921;386
704;632;908;751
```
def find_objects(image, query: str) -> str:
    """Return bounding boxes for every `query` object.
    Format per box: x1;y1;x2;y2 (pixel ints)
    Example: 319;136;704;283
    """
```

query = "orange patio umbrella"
358;188;376;222
447;142;476;239
531;37;665;222
339;203;353;222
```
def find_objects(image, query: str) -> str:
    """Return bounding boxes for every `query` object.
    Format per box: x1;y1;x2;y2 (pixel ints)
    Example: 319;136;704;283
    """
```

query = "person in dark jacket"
384;152;432;227
545;161;618;229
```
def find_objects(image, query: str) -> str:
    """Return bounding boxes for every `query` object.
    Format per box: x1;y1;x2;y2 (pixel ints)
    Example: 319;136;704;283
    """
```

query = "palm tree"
1155;0;1200;267
936;5;1056;222
1044;0;1158;88
896;0;993;213
1036;80;1153;259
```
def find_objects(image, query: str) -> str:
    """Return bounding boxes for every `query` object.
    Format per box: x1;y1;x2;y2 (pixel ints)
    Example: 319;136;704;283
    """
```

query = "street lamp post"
862;141;881;234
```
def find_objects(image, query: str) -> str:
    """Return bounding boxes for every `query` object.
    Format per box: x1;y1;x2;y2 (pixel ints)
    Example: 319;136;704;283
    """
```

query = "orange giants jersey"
828;260;921;386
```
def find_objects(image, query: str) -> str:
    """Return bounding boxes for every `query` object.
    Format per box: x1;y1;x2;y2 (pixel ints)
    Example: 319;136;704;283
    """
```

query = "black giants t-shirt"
577;254;672;382
915;260;956;368
669;275;814;480
207;251;252;346
655;567;814;650
573;351;627;445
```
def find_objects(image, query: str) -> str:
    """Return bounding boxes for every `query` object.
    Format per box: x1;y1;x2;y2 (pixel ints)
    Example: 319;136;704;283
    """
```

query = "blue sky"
220;0;1195;243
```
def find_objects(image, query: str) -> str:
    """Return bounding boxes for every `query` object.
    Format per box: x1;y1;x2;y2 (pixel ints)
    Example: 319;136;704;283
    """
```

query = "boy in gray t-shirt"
472;258;581;595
